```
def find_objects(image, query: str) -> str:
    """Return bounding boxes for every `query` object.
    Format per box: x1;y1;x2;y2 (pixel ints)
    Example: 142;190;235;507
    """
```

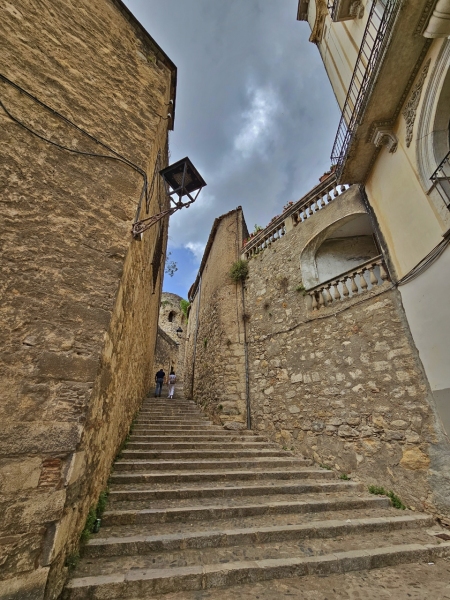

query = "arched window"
168;311;175;323
417;41;450;217
300;213;380;290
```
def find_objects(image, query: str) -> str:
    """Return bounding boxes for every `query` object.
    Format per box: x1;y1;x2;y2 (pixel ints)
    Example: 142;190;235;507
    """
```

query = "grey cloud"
123;0;340;279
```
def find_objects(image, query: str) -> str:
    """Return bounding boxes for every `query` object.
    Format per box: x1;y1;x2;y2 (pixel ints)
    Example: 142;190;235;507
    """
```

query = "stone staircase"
63;393;450;599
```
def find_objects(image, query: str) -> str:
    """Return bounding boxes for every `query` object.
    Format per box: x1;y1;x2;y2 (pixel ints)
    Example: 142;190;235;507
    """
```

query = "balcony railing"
430;150;450;210
308;255;389;310
330;0;401;179
243;175;349;259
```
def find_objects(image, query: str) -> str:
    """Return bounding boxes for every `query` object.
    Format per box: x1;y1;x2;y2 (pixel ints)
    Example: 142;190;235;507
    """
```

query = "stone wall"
184;209;249;426
154;292;187;382
187;185;450;520
153;327;179;389
0;1;175;597
244;188;450;519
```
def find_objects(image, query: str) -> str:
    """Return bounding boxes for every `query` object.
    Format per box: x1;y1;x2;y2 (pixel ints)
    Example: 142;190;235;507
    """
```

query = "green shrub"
339;473;350;480
229;259;249;283
180;299;190;319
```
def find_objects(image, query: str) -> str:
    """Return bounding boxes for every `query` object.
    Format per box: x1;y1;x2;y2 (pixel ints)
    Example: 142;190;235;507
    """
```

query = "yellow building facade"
298;0;450;434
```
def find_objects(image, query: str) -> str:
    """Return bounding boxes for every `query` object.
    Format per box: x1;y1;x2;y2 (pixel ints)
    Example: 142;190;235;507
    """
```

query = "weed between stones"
368;485;406;509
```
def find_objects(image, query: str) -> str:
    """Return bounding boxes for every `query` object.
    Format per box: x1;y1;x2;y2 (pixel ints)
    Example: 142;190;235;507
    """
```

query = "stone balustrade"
243;175;350;259
308;255;389;310
244;222;286;258
291;181;349;226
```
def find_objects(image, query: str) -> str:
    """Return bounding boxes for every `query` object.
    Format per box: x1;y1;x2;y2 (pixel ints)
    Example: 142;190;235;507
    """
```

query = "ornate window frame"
416;40;450;226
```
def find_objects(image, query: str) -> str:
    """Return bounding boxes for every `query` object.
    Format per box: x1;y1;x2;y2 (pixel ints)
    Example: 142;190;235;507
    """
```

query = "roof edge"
188;207;243;302
112;0;177;129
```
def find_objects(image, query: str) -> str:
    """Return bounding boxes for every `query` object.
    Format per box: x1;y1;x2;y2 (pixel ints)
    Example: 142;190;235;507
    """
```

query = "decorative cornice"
371;126;398;153
402;58;431;147
309;0;329;44
415;0;439;36
423;0;450;38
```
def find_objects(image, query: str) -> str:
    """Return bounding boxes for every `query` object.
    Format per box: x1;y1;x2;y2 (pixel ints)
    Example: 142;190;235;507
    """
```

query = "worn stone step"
126;441;276;450
113;457;309;472
109;470;335;491
109;468;323;485
108;484;364;512
63;540;450;599
107;480;360;503
84;514;433;558
128;433;259;442
135;417;212;427
101;495;390;526
119;449;292;460
77;524;443;569
132;425;221;431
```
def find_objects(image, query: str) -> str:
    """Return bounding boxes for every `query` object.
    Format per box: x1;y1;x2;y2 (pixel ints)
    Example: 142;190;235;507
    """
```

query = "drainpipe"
241;281;251;430
190;276;202;401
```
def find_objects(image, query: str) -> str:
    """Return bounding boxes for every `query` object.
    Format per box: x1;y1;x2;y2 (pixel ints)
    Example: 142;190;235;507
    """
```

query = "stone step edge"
109;468;327;483
107;480;358;501
85;514;433;556
119;450;293;457
109;469;336;494
65;541;450;598
101;496;391;526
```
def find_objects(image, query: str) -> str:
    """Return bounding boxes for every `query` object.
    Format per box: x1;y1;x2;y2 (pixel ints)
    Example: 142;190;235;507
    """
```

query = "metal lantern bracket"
132;157;206;238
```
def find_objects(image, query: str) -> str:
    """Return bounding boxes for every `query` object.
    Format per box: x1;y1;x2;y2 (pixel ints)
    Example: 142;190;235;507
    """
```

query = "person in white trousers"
168;368;176;399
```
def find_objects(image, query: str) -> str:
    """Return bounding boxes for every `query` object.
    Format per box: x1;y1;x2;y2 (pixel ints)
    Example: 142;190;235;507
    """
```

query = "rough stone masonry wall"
156;292;187;382
0;1;174;597
244;194;450;519
184;210;248;426
153;327;179;384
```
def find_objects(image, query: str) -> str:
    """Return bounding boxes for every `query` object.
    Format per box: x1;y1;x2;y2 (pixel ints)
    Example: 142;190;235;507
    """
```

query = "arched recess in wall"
300;213;379;289
416;40;450;225
168;311;175;322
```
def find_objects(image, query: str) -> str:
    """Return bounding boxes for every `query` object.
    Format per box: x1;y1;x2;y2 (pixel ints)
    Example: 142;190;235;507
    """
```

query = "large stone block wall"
244;189;450;519
0;1;174;597
153;326;180;385
184;209;248;425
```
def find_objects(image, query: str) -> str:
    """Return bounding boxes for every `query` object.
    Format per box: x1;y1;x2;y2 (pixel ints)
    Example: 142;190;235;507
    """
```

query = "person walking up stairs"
63;392;450;599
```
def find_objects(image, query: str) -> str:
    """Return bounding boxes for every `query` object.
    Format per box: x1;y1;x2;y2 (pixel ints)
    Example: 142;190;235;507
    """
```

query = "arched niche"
416;40;450;222
168;311;175;323
301;213;378;289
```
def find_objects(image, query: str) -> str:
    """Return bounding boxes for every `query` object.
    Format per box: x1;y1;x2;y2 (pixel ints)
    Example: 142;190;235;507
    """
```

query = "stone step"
101;494;389;526
135;416;207;421
85;513;433;557
128;433;259;441
63;540;450;599
131;425;221;431
125;441;276;449
107;480;360;503
109;469;335;491
109;468;324;485
135;410;205;419
112;457;309;472
119;449;292;459
134;420;212;425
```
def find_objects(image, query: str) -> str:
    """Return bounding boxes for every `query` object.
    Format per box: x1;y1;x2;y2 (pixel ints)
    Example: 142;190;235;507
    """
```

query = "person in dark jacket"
154;368;165;397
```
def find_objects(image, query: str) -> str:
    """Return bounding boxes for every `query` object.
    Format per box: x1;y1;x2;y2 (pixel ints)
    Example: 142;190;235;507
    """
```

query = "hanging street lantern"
132;157;206;238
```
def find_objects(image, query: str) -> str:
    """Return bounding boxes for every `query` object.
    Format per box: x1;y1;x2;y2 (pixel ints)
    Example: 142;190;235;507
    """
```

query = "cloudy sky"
123;0;341;298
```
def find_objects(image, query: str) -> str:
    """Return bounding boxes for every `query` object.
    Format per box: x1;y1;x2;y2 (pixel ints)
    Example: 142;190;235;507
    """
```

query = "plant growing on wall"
229;259;249;283
180;299;190;319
